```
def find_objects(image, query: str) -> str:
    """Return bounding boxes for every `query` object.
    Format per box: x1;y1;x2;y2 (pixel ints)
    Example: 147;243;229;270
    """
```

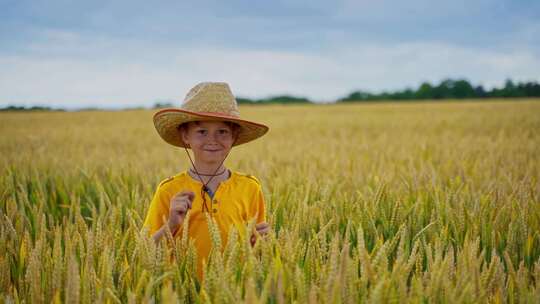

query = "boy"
143;82;270;279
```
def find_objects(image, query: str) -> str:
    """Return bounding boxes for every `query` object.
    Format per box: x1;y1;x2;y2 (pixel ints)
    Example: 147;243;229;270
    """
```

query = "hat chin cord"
183;135;238;213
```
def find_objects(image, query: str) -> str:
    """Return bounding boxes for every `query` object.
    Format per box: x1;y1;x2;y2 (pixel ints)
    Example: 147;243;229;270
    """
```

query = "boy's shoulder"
158;176;175;187
234;171;262;187
157;172;189;189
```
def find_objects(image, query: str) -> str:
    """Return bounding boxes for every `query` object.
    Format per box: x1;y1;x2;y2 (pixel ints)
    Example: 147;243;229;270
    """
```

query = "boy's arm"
254;186;266;224
252;184;270;244
143;183;170;236
244;174;266;223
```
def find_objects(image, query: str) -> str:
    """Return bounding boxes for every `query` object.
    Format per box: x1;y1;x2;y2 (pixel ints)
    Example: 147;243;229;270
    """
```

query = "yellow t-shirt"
143;170;266;278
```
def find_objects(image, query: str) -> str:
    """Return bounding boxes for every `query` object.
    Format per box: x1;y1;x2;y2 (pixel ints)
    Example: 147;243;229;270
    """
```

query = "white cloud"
1;36;539;108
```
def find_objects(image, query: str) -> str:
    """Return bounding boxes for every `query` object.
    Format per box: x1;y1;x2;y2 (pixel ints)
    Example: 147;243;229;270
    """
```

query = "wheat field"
1;100;539;303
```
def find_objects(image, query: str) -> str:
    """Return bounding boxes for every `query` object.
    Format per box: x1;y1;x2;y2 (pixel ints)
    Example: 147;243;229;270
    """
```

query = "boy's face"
181;121;237;165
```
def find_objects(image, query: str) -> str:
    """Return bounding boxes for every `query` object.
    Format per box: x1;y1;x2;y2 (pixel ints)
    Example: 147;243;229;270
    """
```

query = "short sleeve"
251;185;266;224
143;183;170;235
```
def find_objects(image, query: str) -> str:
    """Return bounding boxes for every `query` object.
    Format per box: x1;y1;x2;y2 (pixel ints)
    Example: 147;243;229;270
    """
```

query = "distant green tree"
453;79;476;98
474;85;486;97
236;97;256;104
416;82;434;99
338;91;371;102
433;79;455;99
0;105;60;111
337;78;540;103
153;102;173;108
521;82;540;96
237;95;312;104
262;96;311;104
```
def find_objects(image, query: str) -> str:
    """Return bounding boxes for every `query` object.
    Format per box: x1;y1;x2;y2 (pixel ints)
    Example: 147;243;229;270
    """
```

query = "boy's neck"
190;163;227;176
188;163;229;185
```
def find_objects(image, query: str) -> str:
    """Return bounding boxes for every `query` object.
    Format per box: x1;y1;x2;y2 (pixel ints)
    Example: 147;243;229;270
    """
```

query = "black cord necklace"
189;168;227;176
183;138;236;213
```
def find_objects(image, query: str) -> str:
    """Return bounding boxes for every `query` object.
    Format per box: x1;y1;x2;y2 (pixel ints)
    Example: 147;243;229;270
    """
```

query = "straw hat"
153;82;269;148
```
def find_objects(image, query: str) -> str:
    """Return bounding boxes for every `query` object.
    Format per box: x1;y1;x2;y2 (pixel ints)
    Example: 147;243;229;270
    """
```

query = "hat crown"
153;81;269;148
182;82;240;117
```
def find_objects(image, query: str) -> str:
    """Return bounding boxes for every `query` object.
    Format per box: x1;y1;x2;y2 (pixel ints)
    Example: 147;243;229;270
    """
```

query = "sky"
1;0;539;108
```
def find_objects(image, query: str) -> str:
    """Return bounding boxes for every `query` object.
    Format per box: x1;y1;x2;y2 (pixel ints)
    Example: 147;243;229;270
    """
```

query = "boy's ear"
179;126;189;144
233;124;241;142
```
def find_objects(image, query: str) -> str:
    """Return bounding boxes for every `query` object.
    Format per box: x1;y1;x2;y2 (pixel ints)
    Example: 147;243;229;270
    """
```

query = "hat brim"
153;108;269;148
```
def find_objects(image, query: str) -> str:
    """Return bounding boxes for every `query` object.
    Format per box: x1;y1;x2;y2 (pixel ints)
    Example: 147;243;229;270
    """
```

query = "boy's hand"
250;222;270;246
168;191;195;232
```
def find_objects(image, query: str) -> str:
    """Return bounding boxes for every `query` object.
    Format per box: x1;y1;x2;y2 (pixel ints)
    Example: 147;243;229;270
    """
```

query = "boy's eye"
196;129;207;135
218;129;230;135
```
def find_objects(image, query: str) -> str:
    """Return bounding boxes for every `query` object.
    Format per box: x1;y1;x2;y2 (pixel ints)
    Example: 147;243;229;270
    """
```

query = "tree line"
2;78;539;111
337;79;540;102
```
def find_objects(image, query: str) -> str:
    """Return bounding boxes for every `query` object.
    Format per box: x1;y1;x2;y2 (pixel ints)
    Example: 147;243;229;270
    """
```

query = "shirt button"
213;208;218;213
213;199;218;204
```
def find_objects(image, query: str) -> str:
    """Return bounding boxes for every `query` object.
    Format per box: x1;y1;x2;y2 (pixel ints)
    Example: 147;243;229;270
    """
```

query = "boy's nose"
210;132;221;141
203;134;219;144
